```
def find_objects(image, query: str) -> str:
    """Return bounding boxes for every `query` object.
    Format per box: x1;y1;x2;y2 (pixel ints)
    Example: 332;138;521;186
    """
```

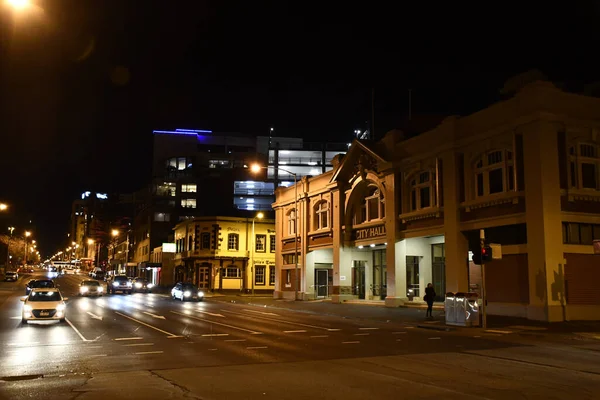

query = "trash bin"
464;292;480;327
444;292;456;325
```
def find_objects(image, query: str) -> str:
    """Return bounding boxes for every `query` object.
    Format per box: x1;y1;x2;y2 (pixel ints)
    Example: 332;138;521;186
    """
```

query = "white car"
21;288;68;324
171;282;204;301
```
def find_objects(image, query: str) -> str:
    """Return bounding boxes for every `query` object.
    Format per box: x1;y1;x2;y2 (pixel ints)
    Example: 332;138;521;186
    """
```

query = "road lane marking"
86;312;103;320
196;310;225;318
392;331;407;334
354;333;370;336
241;309;280;316
8;342;40;346
202;333;229;337
428;337;441;340
9;317;21;320
170;311;262;334
208;348;218;351
342;341;360;344
65;318;91;342
143;311;166;320
115;312;180;338
310;335;329;338
246;346;267;349
219;309;338;332
89;354;107;357
358;327;379;330
134;351;163;355
284;330;307;333
225;339;246;342
396;339;402;341
485;329;513;334
167;335;184;339
114;337;144;341
123;343;154;347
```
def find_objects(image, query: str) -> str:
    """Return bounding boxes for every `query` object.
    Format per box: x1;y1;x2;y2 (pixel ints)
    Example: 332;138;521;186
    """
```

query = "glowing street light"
5;0;30;10
0;203;7;211
251;212;265;297
111;229;119;237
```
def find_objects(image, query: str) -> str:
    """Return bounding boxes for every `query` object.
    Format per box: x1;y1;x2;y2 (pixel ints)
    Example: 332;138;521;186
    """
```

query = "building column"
299;177;309;299
331;187;345;303
384;173;403;307
273;205;283;299
523;120;565;322
442;152;469;294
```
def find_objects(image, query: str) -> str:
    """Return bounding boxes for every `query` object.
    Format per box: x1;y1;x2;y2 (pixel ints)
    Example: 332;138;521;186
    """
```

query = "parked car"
132;278;154;293
106;275;132;294
4;271;18;282
21;288;68;323
171;282;204;301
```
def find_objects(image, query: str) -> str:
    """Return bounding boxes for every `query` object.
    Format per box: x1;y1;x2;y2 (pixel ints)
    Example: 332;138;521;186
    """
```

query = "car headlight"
56;303;66;311
147;283;154;288
80;286;88;293
198;291;204;297
113;282;119;286
127;282;132;287
23;304;32;312
98;287;103;292
135;283;142;288
183;291;191;297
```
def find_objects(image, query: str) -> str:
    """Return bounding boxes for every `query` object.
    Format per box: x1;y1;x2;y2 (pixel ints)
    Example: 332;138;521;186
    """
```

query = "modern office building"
272;80;600;322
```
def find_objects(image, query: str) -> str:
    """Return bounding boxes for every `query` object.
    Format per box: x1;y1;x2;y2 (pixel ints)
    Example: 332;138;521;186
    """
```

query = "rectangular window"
285;269;291;286
570;162;577;187
508;166;515;191
410;189;417;211
153;212;170;222
225;266;240;278
367;197;379;221
567;223;580;244
269;265;275;285
181;184;197;193
201;233;210;249
255;234;266;252
228;234;239;251
581;163;597;189
580;224;593;245
419;186;430;208
488;168;504;194
282;253;297;265
157;183;176;197
476;173;484;196
269;235;276;253
255;265;266;285
181;198;197;208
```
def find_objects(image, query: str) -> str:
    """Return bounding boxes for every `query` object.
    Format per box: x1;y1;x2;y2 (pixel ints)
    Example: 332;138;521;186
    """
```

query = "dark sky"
1;1;600;256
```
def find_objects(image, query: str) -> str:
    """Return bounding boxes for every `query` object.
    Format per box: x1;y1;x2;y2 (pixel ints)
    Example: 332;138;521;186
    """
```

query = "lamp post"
111;229;119;274
6;227;14;270
24;231;31;265
251;163;300;301
251;212;264;297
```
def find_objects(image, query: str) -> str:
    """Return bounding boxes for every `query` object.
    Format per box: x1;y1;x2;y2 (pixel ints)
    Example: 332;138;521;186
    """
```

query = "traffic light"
472;245;493;265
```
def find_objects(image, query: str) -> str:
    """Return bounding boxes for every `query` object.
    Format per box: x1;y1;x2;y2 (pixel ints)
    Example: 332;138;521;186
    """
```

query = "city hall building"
272;80;600;322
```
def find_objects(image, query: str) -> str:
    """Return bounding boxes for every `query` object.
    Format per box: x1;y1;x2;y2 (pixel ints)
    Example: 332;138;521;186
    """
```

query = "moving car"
132;278;154;293
79;280;104;296
25;279;56;295
4;271;18;282
21;288;68;324
171;282;204;301
107;275;132;294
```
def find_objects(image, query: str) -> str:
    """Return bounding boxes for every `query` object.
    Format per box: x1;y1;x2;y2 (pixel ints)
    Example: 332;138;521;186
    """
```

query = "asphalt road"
0;270;599;400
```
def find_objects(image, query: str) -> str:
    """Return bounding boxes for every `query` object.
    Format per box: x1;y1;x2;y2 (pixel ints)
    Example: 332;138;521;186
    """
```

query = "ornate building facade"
273;81;600;321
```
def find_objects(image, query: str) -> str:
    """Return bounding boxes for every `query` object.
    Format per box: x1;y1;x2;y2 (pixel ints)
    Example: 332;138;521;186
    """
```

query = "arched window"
355;186;385;224
474;149;514;197
287;209;297;235
314;201;330;230
409;171;436;211
570;143;600;189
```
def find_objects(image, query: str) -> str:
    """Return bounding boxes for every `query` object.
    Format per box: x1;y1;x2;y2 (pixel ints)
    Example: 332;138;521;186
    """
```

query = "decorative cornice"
461;191;523;212
399;207;443;223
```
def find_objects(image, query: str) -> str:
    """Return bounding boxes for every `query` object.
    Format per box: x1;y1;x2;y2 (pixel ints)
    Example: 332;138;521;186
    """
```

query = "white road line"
196;310;225;318
89;354;107;357
87;312;103;320
143;311;165;320
310;335;329;338
358;327;379;330
202;333;229;337
428;337;441;340
65;318;91;342
242;309;280;316
246;346;267;349
9;317;21;320
392;331;407;334
134;351;163;355
284;330;307;333
396;339;402;341
170;311;262;334
114;337;144;341
485;329;513;334
116;312;180;338
8;342;40;346
224;339;246;342
219;309;339;332
473;335;481;338
342;341;360;344
208;348;218;351
123;343;154;347
354;333;370;336
167;335;184;339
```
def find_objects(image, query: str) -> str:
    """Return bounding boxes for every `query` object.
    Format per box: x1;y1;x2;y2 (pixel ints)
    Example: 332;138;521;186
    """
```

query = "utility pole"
480;229;487;329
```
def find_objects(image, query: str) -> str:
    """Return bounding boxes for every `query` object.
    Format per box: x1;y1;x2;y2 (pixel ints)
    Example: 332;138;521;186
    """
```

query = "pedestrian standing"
424;283;436;318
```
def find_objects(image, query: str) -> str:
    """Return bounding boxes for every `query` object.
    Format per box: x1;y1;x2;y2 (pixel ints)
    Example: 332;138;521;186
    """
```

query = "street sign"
490;243;502;260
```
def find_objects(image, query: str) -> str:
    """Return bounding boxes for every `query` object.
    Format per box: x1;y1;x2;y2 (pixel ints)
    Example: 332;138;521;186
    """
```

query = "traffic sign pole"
480;229;487;329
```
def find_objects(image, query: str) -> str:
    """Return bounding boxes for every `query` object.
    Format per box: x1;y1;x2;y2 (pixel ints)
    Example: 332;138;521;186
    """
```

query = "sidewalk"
209;294;600;341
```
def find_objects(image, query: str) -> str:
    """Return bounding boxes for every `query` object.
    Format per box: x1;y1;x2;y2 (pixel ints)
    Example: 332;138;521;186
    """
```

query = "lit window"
156;182;176;197
228;234;239;251
314;201;330;230
181;199;196;208
153;213;170;222
255;234;266;252
181;184;197;193
166;158;192;171
255;265;266;285
570;143;599;190
474;149;514;197
409;171;436;211
287;209;297;235
269;235;276;253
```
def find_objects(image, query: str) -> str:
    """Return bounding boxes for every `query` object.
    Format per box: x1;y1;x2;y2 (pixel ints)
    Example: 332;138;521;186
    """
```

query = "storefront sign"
353;225;386;240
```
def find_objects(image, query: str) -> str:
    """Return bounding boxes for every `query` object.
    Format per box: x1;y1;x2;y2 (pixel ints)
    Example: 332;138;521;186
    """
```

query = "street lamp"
251;163;300;301
0;203;7;211
24;231;31;265
5;0;30;10
251;212;264;297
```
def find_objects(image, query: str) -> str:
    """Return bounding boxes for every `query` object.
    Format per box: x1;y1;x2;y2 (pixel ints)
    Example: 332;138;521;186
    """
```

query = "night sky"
1;1;599;256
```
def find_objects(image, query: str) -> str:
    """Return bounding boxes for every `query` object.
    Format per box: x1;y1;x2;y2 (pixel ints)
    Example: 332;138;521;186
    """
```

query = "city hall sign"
353;224;386;241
